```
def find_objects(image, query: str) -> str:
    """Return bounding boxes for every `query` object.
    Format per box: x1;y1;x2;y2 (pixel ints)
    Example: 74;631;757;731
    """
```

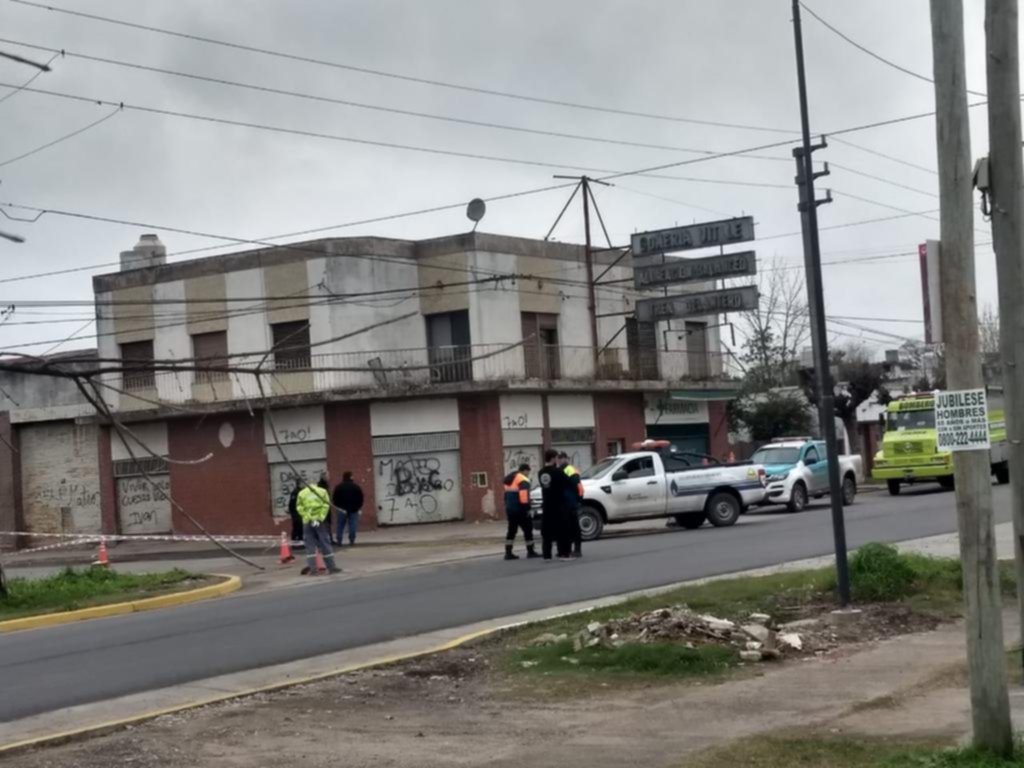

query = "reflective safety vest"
564;465;584;499
504;472;531;513
297;484;330;524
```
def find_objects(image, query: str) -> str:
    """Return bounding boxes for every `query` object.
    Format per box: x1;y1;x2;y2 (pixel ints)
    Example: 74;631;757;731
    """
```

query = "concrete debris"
778;632;803;651
745;641;763;651
519;661;540;669
741;624;772;644
698;614;736;631
587;621;604;635
529;633;564;647
739;650;763;662
749;612;771;624
780;617;820;630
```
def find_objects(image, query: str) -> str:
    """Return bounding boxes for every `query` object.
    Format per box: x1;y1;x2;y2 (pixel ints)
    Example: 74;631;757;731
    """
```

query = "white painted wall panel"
547;394;595;428
153;279;192;402
374;451;461;525
499;394;543;431
117;475;171;533
226;268;268;400
370;399;459;436
112;422;169;461
263;405;326;445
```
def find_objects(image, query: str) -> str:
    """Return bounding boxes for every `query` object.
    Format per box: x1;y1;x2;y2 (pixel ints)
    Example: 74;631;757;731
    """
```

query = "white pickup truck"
532;442;768;540
752;437;864;513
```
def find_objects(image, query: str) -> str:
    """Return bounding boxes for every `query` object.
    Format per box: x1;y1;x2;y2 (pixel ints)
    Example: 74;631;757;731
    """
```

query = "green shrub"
849;542;917;601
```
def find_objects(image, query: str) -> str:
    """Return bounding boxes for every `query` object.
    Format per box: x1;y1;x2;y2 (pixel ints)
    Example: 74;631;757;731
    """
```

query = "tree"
737;261;810;392
801;344;890;443
980;303;1001;383
729;391;813;443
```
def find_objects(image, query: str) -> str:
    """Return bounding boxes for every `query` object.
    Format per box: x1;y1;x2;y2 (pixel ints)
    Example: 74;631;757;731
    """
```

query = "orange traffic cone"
279;531;294;564
93;538;110;568
315;549;327;574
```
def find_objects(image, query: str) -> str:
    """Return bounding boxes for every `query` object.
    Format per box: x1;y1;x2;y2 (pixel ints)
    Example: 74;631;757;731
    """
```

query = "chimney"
119;234;167;272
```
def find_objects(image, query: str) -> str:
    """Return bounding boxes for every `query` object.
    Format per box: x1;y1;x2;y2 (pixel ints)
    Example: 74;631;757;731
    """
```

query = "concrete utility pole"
985;0;1024;677
930;0;1013;754
790;0;849;606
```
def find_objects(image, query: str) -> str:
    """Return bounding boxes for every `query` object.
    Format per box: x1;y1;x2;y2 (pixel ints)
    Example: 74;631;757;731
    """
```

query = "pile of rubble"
531;606;841;662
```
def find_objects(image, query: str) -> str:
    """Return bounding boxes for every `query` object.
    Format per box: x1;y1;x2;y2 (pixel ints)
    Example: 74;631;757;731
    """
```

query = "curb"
0;575;242;635
0;626;496;757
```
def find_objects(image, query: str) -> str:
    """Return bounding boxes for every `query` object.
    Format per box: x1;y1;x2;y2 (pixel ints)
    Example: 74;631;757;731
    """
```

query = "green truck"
872;390;1009;495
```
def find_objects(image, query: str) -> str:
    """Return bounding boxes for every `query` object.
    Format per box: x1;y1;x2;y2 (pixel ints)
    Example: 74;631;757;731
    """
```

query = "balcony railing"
109;344;730;407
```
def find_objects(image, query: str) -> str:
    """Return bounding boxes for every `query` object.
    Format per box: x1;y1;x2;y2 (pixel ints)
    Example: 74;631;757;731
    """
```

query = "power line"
799;1;987;99
0;106;121;168
7;1;801;136
829;162;936;198
830;136;937;176
0;81;810;190
0;37;802;161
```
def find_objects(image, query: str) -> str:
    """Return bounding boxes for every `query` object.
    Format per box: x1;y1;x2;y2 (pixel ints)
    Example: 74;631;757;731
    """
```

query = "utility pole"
790;0;850;606
985;0;1024;680
931;0;1013;754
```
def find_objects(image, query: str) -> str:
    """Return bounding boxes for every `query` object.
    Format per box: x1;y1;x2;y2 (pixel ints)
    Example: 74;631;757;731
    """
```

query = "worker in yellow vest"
558;452;584;558
297;472;341;575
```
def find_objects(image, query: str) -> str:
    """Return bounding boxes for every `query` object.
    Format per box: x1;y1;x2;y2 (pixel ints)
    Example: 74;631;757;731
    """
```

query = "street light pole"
790;0;849;606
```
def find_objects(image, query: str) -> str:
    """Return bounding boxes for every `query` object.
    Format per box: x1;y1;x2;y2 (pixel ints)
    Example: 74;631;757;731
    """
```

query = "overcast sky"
0;0;1007;358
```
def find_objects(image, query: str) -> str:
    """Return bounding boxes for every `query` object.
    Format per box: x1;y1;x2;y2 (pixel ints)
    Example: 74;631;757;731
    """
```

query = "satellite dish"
466;198;486;231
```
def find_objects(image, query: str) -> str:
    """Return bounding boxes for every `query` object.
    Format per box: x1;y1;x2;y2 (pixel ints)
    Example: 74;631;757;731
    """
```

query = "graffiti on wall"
375;453;461;524
117;475;171;533
503;446;541;475
269;461;325;519
31;478;99;510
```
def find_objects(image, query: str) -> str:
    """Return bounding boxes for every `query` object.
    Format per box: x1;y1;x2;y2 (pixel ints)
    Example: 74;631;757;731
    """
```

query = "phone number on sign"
937;428;989;447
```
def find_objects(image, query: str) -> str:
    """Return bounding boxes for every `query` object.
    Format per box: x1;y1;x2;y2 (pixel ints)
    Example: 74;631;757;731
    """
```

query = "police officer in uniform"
538;449;573;561
503;463;539;560
559;452;584;558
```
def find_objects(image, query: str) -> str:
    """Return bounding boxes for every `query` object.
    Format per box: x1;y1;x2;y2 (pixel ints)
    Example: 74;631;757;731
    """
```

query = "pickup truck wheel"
939;476;955;491
577;506;604;541
841;474;857;505
787;482;808;513
887;480;901;496
674;512;705;530
705;492;741;527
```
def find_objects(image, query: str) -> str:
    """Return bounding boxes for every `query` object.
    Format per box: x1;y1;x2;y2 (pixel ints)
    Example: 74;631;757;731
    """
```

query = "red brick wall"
324;401;377;528
97;425;118;535
708;400;732;461
594;393;646;460
0;413;21;549
458;395;503;522
167;413;273;535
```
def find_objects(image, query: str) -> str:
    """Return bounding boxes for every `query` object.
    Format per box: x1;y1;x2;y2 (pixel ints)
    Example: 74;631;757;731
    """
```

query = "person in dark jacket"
332;471;365;546
502;463;538;560
538;449;573;561
558;452;584;558
287;481;303;543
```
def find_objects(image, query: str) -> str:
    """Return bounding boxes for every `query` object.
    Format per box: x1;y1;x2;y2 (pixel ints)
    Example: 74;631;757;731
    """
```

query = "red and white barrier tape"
0;530;281;553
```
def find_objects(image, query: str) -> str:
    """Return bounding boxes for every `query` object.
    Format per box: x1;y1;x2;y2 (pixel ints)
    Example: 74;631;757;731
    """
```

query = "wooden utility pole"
985;0;1024;678
930;0;1013;754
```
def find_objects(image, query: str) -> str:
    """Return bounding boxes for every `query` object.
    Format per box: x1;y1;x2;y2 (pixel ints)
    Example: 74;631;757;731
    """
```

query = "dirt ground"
6;612;981;768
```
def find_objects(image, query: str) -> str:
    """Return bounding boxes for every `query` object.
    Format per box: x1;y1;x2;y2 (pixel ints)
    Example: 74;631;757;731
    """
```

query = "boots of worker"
526;543;540;559
504;545;520;560
325;555;342;574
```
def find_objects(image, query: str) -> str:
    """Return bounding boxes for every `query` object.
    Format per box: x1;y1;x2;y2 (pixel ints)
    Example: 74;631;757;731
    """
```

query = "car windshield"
751;447;800;465
581;458;618;480
888;409;936;431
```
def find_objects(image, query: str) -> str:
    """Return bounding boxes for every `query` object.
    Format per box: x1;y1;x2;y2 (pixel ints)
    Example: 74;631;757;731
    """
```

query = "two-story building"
1;230;739;541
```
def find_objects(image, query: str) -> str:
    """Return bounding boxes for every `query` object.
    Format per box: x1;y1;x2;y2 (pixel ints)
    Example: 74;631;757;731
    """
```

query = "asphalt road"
0;485;1009;722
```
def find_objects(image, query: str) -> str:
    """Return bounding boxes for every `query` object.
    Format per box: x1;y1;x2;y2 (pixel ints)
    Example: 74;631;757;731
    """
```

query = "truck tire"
705;492;741;527
939;476;955;491
887;480;901;496
674;512;706;530
995;463;1010;485
841;474;857;506
577;505;604;541
787;482;808;513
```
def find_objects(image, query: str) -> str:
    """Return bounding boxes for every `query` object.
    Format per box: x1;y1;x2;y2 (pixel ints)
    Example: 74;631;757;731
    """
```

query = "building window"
685;321;709;379
120;340;155;391
521;312;560;379
426;310;471;383
271;321;311;371
192;330;228;383
607;440;623;457
626;318;660;379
